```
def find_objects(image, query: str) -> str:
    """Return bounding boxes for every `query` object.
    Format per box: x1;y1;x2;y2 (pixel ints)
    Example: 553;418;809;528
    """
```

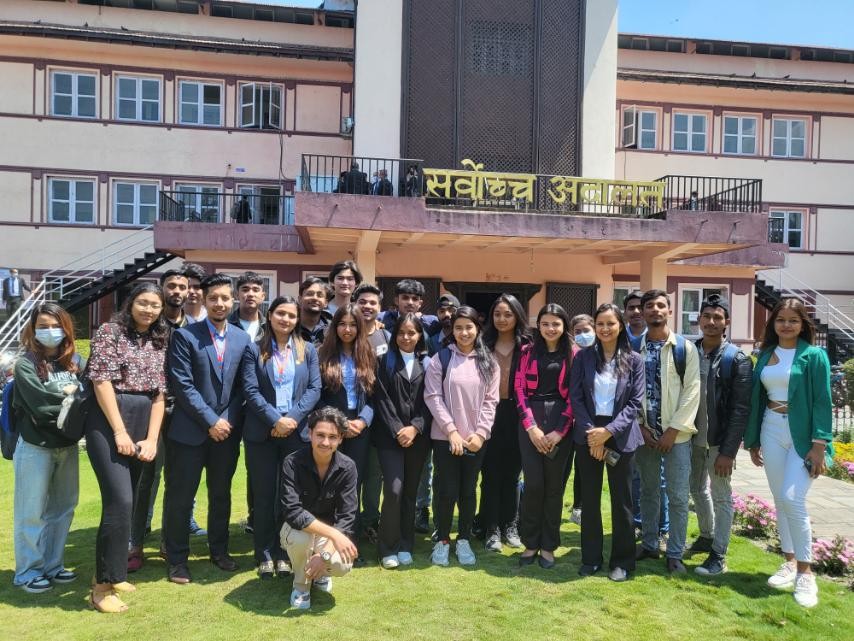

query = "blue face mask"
574;331;595;348
35;328;65;348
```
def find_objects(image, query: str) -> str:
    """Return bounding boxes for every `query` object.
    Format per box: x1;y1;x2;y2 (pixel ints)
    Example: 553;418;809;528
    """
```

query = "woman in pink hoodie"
425;306;499;567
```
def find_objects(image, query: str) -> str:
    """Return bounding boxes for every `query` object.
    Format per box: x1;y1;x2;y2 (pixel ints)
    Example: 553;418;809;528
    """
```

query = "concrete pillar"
639;253;668;292
355;230;381;284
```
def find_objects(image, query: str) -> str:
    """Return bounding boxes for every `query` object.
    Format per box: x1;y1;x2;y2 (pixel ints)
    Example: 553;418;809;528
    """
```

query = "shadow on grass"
223;576;338;618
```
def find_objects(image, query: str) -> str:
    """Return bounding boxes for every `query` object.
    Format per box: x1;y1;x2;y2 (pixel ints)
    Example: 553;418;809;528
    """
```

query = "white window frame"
237;184;283;224
613;283;639;307
621;107;658;150
174;183;222;222
771;117;808;158
238;82;283;130
678;285;729;338
672;111;708;153
113;181;159;227
769;209;805;249
722;114;758;155
50;70;98;118
637;109;658;150
115;75;162;123
178;80;223;126
47;177;96;225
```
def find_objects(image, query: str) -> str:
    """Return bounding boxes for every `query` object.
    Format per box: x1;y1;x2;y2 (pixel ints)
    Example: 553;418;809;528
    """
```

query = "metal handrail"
0;282;46;355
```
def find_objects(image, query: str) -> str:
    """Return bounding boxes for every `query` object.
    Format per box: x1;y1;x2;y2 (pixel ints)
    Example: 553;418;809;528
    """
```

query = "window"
612;285;638;307
672;112;707;152
769;210;804;249
116;75;161;122
239;83;282;130
723;115;758;155
680;286;729;337
48;178;95;224
178;81;222;126
772;118;807;158
237;185;282;224
175;184;221;222
621;108;657;149
114;182;158;226
51;71;97;118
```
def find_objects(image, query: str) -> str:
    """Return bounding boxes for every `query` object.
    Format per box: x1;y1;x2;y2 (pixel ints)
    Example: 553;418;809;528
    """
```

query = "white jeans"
760;411;813;562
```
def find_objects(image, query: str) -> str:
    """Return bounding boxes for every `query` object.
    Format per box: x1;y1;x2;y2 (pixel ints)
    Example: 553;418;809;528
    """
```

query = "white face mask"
574;331;595;348
35;327;65;348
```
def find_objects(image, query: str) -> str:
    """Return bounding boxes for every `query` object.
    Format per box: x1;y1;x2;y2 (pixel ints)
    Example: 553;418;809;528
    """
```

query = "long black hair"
259;296;307;365
444;305;496;383
592;303;633;377
112;281;170;350
534;303;573;362
760;297;816;350
482;293;532;351
390;312;428;358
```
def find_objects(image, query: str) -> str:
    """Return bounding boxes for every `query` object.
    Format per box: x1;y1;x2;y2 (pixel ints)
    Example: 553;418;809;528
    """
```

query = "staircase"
755;269;854;363
0;226;175;355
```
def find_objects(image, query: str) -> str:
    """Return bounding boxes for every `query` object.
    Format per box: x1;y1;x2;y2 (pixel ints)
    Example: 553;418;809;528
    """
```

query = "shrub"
732;492;777;540
812;535;854;576
843;358;854;407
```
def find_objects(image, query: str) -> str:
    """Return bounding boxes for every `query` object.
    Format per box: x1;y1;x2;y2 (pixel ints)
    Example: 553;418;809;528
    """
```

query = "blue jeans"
13;437;79;584
636;441;690;559
416;452;433;511
632;461;669;533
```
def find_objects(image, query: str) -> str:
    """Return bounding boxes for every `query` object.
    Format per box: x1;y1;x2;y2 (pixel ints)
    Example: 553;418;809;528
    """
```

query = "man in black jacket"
688;295;753;576
280;407;358;610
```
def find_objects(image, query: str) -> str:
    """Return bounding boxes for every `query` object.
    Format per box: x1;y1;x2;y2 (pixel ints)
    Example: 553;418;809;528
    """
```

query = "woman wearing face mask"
565;313;595;523
85;282;169;613
242;296;321;579
11;303;83;594
373;314;432;568
515;304;577;568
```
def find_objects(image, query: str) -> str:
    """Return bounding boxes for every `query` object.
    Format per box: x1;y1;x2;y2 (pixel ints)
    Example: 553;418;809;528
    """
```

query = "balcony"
158;190;295;225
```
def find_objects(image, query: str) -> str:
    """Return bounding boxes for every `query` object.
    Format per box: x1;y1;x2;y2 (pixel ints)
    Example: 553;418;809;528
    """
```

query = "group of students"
8;258;834;612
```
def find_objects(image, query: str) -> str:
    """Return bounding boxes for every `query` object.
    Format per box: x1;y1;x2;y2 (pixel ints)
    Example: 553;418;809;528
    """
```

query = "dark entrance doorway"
442;282;542;320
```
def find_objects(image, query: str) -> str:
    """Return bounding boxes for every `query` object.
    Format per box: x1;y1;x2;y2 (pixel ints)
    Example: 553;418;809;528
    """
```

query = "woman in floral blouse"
85;282;169;613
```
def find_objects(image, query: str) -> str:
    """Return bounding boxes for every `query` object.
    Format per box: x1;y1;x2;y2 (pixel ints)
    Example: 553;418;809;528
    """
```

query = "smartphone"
544;447;559;460
604;448;621;467
462;447;477;458
803;457;813;474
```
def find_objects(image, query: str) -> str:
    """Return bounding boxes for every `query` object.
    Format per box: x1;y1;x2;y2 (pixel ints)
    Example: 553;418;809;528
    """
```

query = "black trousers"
376;433;430;557
478;399;521;531
518;398;572;552
164;434;241;564
85;392;154;584
576;442;636;571
339;420;371;537
245;434;303;564
432;440;487;541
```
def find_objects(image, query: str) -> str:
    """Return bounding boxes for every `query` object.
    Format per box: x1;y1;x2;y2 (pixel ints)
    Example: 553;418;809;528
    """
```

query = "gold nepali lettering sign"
423;160;665;210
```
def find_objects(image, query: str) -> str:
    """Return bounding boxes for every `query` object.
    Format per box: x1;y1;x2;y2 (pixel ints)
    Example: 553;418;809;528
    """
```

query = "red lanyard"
271;339;291;384
209;328;227;363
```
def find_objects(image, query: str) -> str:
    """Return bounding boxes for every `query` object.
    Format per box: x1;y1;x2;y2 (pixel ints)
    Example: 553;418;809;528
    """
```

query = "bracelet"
113;430;127;437
811;439;827;446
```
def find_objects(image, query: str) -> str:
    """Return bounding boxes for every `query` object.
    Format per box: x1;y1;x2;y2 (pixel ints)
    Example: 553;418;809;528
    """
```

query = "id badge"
375;343;388;357
275;385;289;409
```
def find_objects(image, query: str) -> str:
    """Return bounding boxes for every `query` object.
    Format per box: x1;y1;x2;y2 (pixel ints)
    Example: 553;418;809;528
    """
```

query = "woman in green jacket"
744;298;833;609
12;302;83;594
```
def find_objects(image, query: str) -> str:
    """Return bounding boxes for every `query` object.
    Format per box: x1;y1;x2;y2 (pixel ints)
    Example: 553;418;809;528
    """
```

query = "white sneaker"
793;573;819;608
767;561;797;590
312;575;332;593
290;588;311;609
397;551;413;566
455;539;476;566
431;541;450;566
381;555;400;569
570;508;582;525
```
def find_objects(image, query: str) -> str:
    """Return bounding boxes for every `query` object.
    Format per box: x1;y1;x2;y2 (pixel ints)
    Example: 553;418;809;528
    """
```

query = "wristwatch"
320;551;332;564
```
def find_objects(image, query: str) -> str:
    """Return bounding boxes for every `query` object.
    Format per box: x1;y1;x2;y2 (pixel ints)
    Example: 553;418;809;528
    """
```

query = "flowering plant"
811;536;854;576
732;492;777;539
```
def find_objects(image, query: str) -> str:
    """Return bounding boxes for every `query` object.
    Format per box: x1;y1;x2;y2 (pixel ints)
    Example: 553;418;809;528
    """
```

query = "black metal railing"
158;191;295;225
657;175;763;213
768;216;785;243
300;154;427;197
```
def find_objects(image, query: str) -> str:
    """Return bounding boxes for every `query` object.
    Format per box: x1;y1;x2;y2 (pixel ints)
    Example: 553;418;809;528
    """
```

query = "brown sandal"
90;585;128;613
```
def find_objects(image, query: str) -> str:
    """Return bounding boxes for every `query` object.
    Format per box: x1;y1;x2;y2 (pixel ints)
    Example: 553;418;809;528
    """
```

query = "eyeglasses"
133;301;163;311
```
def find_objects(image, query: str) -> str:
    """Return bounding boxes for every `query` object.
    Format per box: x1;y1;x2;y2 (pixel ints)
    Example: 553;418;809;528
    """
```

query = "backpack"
636;333;687;385
718;343;739;381
0;377;18;460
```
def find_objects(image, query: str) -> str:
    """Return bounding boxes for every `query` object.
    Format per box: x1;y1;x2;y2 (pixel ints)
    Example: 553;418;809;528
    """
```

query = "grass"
1;452;853;641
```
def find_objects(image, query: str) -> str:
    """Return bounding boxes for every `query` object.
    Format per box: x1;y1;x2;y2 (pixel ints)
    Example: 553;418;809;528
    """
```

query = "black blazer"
167;321;251;446
373;350;432;446
241;340;321;443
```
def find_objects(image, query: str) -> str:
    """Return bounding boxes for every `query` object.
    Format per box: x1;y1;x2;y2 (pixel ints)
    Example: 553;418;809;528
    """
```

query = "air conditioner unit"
341;116;354;136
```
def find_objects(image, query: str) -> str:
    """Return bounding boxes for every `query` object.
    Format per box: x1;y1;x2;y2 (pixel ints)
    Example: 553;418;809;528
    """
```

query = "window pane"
724;117;738;134
640;111;656;129
75;181;94;201
791;120;805;138
742;137;756;154
790;139;805;157
53;95;73;116
674;114;688;132
181;82;198;102
674;132;688;150
75;202;94;222
116;183;135;204
141;80;159;100
78;97;96;118
743;118;756;135
78;75;96;96
772;139;787;156
723;136;737;154
788;231;802;248
118;100;136;119
116;204;135;224
692;116;706;133
51;180;70;200
692;133;705;151
772;120;785;136
203;85;220;104
640;131;655;149
141;101;159;122
241;105;254;127
54;73;72;94
139;205;156;225
203;105;219;125
788;212;802;229
181;104;198;124
140;185;157;204
623;109;634;128
118;78;136;99
52;202;69;222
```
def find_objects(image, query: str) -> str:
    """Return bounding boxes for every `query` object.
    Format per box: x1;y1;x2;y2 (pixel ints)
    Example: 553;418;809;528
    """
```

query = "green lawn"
0;450;852;641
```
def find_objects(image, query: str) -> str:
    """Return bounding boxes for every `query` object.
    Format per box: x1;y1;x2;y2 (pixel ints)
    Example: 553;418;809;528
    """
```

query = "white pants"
760;410;813;562
280;523;352;591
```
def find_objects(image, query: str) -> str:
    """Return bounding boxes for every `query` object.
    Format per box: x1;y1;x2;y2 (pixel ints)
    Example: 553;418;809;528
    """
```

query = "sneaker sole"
768;579;796;590
51;575;77;584
21;584;53;594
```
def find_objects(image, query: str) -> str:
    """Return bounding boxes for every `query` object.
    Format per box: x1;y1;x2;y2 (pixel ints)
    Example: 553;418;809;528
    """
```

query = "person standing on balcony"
182;263;207;324
241;296;321;580
164;274;252;585
340;161;369;195
477;294;530;553
688;295;753;577
85;283;168;612
426;306;499;568
635;290;700;575
745;298;833;609
372;169;394;196
11;303;83;595
405;164;422;198
298;276;332;347
2;268;31;320
514;304;577;570
229;271;266;342
327;260;362;315
231;195;251;224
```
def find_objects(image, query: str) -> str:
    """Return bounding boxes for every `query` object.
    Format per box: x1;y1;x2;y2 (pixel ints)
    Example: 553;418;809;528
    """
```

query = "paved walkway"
731;461;854;540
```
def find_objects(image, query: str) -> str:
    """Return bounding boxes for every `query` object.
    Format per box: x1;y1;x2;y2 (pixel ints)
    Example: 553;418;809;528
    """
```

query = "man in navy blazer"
164;273;252;584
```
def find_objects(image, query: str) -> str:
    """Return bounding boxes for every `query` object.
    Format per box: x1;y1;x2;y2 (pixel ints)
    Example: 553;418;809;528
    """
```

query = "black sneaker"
414;508;430;534
689;536;714;554
695;553;727;576
471;515;484;541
